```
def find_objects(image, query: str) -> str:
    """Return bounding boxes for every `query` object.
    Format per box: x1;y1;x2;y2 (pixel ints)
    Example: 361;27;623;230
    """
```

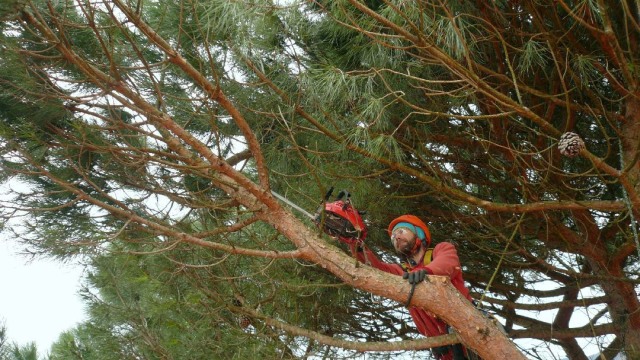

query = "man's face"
391;227;417;256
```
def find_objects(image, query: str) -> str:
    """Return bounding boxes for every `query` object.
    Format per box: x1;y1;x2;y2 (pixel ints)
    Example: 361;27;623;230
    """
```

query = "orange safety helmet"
388;215;431;249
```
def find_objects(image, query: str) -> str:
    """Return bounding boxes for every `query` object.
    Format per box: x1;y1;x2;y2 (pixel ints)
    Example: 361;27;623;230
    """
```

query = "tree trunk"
620;92;640;359
623;93;640;208
590;257;640;359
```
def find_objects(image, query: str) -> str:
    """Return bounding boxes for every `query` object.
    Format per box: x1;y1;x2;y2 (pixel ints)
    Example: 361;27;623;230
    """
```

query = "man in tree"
340;215;476;360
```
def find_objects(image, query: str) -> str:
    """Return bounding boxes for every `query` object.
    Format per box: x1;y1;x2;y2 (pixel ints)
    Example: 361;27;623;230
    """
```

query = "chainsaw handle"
323;186;351;202
324;186;334;201
336;190;350;200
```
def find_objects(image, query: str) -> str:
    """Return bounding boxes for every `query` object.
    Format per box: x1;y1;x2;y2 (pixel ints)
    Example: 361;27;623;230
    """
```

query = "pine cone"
558;132;585;158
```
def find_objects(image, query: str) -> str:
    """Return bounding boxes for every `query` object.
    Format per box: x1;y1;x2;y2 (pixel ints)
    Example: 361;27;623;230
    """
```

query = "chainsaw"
271;187;367;244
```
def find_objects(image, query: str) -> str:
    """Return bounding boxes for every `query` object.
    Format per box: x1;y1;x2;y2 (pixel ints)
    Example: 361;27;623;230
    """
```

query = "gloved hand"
403;269;426;285
402;270;427;307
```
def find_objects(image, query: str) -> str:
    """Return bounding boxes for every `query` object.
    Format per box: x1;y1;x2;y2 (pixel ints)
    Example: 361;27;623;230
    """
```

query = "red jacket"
349;242;473;359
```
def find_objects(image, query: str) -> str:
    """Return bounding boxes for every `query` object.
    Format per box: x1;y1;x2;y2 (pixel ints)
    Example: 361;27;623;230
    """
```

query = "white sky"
0;237;86;354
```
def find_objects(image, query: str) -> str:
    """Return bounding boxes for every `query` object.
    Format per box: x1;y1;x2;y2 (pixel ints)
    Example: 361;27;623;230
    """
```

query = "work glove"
403;269;426;284
402;270;427;307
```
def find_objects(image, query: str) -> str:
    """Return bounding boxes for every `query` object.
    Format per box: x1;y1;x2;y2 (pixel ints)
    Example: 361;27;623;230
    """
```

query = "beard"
394;239;416;256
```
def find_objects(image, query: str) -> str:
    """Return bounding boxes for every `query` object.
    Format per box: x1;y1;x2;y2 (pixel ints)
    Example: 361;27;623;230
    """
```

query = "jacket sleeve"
424;242;462;278
348;242;404;276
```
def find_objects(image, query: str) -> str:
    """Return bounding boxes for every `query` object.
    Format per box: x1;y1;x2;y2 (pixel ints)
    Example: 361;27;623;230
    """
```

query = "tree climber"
318;199;477;360
358;215;476;359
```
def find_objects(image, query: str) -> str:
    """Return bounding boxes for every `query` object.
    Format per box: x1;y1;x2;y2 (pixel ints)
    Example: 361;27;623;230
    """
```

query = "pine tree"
0;1;638;359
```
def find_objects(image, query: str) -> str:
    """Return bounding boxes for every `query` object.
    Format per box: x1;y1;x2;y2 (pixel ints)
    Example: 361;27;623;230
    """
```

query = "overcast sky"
0;237;86;354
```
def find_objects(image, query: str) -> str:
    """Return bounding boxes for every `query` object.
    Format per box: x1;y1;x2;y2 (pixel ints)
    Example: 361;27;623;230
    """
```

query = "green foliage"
0;326;39;360
571;54;601;86
46;232;392;359
0;0;26;21
517;40;550;75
